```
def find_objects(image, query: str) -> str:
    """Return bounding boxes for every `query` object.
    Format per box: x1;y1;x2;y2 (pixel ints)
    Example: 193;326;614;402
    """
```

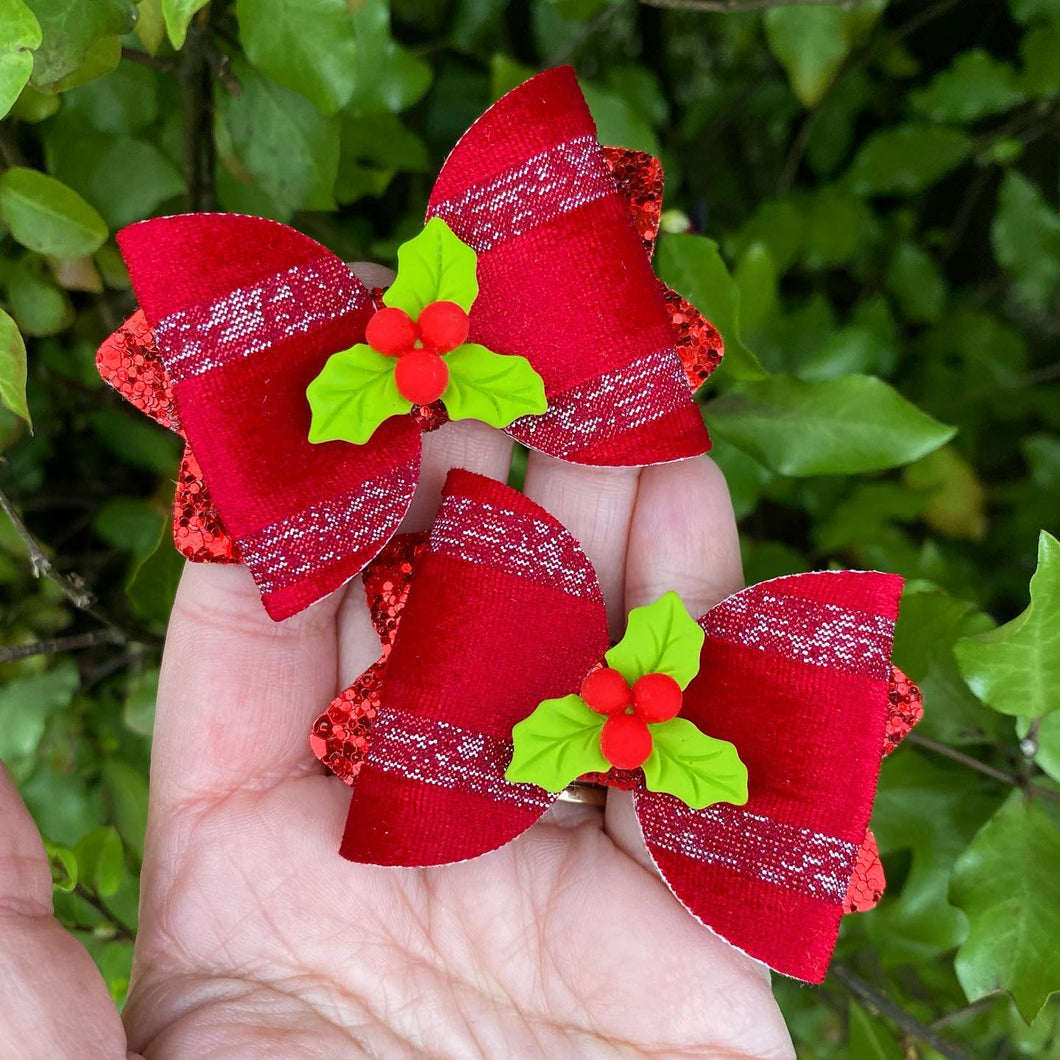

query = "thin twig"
73;884;137;944
180;18;216;211
0;486;96;611
831;965;972;1060
640;0;858;11
908;732;1060;804
121;46;178;74
0;628;126;664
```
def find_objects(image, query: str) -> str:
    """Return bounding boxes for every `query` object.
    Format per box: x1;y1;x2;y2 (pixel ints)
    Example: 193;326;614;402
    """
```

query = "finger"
522;454;640;635
151;564;353;809
606;455;743;869
0;764;129;1057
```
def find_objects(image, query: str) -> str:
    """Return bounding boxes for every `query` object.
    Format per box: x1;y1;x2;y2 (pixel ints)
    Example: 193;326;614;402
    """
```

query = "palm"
2;426;792;1058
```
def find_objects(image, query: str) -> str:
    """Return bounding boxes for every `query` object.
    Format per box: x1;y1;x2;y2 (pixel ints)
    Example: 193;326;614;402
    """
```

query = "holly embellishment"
307;218;547;446
506;592;749;809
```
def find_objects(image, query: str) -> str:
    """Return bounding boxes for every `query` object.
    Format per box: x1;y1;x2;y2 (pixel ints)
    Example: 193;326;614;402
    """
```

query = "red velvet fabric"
336;472;904;983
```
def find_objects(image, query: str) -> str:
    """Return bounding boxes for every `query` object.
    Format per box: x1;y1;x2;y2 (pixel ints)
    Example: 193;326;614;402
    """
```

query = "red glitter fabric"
173;446;242;563
95;309;181;434
100;67;716;620
311;533;430;784
884;665;924;755
334;470;909;984
844;828;886;914
602;147;663;254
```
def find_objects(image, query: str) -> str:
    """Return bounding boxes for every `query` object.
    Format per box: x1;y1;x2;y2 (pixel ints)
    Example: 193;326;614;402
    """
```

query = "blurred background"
0;0;1057;1056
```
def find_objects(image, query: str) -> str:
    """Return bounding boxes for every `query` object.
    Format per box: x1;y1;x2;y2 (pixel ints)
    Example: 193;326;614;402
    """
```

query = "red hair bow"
317;470;923;984
95;67;721;621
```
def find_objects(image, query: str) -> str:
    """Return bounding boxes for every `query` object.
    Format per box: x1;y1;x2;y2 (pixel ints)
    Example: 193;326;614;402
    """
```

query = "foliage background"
0;0;1057;1055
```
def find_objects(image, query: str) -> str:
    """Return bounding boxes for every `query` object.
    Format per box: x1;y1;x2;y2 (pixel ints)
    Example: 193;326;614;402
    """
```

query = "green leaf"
307;343;410;446
885;242;947;324
42;838;77;893
506;694;609;791
442;344;547;428
134;0;165;54
0;0;41;120
1009;0;1060;24
101;759;149;859
0;167;107;257
0;307;30;428
846;124;973;196
1020;24;1060;97
951;792;1060;1021
655;234;768;381
605;591;705;688
126;516;184;626
764;2;884;108
641;717;747;809
903;446;987;541
219;57;340;219
383;217;479;317
6;260;74;336
348;0;432;113
62;61;158;133
0;663;78;781
706;374;956;477
237;0;357;114
955;532;1060;718
161;0;208;48
910;51;1025;123
24;0;135;90
74;825;124;898
581;81;661;156
991;171;1060;312
866;750;997;965
847;1002;903;1060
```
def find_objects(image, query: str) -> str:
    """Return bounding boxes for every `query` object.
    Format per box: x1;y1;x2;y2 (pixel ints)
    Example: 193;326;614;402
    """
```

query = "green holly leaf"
605;591;705;688
505;695;610;792
955;531;1060;717
0;0;41;121
307;344;410;446
442;344;547;428
0;307;31;429
0;167;108;257
950;792;1060;1022
642;717;748;809
383;217;478;317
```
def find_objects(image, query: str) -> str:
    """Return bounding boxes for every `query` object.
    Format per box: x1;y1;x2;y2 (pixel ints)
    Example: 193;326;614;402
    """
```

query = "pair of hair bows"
96;66;922;984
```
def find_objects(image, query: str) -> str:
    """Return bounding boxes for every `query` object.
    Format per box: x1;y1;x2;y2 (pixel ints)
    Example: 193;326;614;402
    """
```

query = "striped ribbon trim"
154;256;367;383
508;347;688;458
430;494;603;602
366;708;553;813
428;134;615;253
637;794;859;905
238;462;418;595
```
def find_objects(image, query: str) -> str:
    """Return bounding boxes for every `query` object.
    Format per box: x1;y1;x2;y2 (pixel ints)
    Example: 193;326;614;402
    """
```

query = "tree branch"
831;964;972;1060
180;19;216;211
640;0;858;11
908;732;1060;804
121;46;178;74
0;628;126;664
73;884;137;944
0;485;97;611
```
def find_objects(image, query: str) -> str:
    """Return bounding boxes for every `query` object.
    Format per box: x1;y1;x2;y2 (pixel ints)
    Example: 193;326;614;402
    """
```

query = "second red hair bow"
316;469;924;984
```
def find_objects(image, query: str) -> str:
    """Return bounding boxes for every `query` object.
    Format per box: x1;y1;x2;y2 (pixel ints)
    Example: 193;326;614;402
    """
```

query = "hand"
1;414;794;1059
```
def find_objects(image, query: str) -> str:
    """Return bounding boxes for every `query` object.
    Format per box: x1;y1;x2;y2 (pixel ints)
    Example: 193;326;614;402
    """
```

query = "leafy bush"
0;0;1057;1055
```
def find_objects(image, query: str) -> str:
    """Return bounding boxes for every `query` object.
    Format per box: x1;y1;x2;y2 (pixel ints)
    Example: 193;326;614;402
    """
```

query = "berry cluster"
365;301;470;405
580;667;683;770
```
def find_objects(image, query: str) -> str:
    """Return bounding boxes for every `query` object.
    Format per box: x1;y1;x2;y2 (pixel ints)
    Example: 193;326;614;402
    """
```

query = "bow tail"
103;213;423;620
340;470;610;867
634;570;904;982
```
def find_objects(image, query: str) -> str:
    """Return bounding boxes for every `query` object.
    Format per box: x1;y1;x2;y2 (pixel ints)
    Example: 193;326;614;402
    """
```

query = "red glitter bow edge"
95;67;723;621
324;469;922;985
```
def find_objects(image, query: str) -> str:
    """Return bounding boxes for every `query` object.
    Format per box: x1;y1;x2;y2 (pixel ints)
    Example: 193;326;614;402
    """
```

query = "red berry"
581;667;632;715
366;307;416;356
600;713;653;770
417;300;469;353
632;672;683;722
394;350;449;404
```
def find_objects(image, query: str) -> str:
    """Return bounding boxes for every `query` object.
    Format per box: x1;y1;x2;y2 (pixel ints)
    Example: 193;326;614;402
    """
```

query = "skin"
0;265;794;1059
